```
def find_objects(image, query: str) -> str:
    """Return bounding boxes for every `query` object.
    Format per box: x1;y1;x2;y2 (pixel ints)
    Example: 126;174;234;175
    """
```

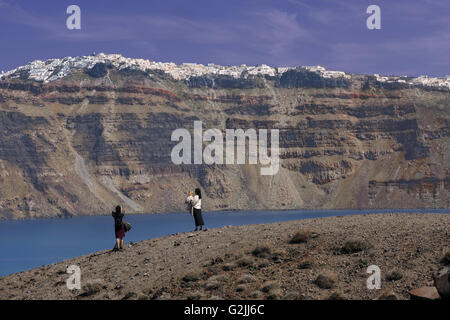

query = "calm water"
0;208;449;277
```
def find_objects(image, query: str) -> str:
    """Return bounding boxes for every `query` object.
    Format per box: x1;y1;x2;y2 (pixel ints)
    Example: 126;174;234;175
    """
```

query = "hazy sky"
0;0;449;76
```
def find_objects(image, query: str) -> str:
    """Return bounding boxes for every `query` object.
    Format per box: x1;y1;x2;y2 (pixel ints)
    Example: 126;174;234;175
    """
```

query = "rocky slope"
0;213;448;300
0;54;448;219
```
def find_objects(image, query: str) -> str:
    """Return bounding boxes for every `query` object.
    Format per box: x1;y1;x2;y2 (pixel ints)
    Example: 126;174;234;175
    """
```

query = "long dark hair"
194;188;202;199
115;205;123;215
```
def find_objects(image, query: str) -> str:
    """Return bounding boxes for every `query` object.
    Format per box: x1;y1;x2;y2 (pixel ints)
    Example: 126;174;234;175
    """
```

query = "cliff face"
0;66;448;219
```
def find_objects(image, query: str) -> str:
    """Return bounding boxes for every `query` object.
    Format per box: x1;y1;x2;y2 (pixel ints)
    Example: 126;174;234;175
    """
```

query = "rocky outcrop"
278;68;351;88
408;287;441;300
0;61;448;219
435;267;450;299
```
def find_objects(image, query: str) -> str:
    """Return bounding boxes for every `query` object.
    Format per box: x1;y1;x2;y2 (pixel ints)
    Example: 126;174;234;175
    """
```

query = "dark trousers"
193;208;204;227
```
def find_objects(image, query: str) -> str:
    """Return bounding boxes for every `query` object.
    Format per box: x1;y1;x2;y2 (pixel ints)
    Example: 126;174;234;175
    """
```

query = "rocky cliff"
0;55;448;219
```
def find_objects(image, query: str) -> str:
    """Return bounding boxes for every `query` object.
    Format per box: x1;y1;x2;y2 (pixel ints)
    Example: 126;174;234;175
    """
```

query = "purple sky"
0;0;449;76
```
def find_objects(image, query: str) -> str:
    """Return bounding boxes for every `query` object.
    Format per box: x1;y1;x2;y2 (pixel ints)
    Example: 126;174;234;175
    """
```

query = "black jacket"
112;211;124;229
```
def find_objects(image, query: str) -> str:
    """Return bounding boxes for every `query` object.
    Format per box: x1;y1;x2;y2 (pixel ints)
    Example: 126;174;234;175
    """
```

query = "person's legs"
120;239;124;249
114;238;120;250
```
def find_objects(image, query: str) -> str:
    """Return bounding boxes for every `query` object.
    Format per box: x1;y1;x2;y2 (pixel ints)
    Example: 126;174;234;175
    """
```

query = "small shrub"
266;289;283;300
210;257;224;265
79;282;103;297
289;229;312;244
182;273;200;282
187;291;203;300
328;292;346;300
236;257;254;268
121;291;137;300
314;272;337;289
249;290;263;299
236;284;247;292
222;263;234;271
341;239;368;254
297;260;314;269
252;246;271;258
283;291;303;300
386;271;403;281
441;252;450;266
153;292;171;300
137;294;149;300
357;258;369;268
237;274;257;284
261;281;280;293
205;281;221;291
377;291;398;300
54;281;65;287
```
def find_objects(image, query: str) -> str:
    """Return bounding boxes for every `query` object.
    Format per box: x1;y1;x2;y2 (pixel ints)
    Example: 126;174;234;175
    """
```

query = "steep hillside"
0;54;448;219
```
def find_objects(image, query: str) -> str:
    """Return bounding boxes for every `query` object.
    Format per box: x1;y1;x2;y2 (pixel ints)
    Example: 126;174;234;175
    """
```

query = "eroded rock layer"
0;67;448;219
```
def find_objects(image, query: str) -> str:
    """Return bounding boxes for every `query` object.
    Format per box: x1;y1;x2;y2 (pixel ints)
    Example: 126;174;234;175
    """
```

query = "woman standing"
191;188;206;231
112;205;125;251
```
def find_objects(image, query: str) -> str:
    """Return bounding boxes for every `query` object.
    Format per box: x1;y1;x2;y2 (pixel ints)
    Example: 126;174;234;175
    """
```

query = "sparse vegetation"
266;289;283;300
441;252;450;265
252;246;271;258
289;229;313;244
236;256;254;268
341;238;368;254
207;274;229;283
236;284;246;292
328;292;346;300
204;281;221;291
222;263;234;271
314;272;337;289
121;291;137;300
54;280;65;287
261;281;280;293
137;294;149;300
386;270;403;281
187;291;203;300
283;291;303;300
237;274;257;284
297;260;314;269
357;258;369;267
79;282;103;297
182;273;200;282
377;290;398;300
249;291;263;299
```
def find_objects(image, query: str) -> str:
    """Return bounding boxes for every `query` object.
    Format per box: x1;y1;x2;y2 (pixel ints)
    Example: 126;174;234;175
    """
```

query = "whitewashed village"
1;53;449;90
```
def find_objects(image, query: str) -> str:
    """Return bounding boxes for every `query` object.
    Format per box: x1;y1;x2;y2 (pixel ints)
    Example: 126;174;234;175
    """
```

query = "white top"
191;195;201;210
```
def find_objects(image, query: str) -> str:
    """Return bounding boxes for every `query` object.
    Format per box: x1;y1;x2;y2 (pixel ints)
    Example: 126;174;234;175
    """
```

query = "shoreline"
0;213;448;300
1;207;449;222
